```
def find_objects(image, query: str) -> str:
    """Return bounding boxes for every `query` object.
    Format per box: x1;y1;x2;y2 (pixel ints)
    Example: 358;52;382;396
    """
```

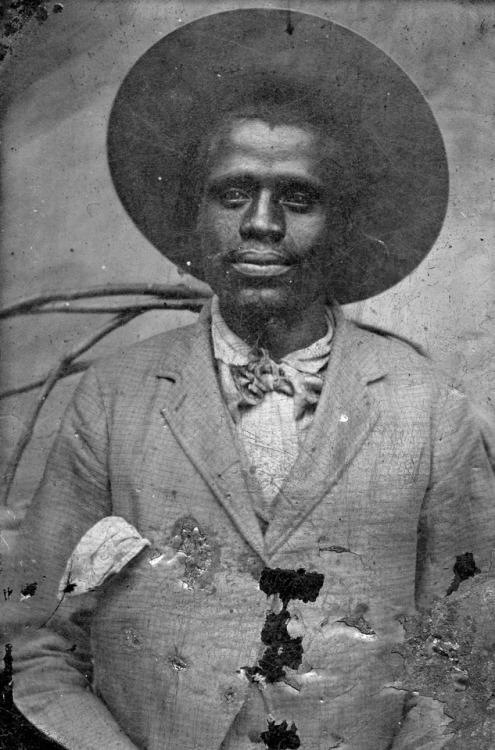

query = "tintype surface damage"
243;567;325;749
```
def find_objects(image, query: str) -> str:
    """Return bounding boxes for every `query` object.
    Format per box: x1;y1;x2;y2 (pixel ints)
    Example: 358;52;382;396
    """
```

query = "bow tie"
230;348;324;421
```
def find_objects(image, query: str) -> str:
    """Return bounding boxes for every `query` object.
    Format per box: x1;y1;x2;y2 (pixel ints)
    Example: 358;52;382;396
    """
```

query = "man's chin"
218;286;306;325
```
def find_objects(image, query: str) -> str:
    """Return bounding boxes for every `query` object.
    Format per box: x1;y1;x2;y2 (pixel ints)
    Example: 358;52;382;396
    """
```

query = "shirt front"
210;295;334;516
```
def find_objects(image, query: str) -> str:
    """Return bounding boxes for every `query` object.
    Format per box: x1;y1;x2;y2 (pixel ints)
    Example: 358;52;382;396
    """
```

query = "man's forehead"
224;118;316;152
205;117;330;177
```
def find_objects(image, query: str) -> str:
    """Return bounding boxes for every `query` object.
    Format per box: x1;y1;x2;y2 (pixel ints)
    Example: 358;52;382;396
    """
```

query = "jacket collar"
157;301;387;561
263;304;386;556
157;302;270;564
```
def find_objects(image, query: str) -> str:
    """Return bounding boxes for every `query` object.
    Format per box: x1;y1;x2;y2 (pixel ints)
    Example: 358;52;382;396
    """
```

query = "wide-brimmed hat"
107;9;448;304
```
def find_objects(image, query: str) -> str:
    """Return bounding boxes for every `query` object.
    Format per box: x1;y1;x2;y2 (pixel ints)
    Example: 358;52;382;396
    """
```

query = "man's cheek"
204;257;235;293
202;225;233;258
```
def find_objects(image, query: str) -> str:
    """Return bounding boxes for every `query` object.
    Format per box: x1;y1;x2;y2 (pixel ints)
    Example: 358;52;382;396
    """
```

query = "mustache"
225;243;302;265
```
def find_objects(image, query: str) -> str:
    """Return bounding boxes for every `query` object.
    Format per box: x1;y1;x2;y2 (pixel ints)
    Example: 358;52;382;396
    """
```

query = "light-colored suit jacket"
4;303;495;750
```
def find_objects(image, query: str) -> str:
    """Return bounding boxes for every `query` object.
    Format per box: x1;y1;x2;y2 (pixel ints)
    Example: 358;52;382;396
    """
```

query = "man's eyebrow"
205;173;255;187
205;172;325;190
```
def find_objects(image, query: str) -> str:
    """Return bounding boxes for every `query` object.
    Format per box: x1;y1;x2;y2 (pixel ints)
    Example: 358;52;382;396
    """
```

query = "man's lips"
228;250;294;278
231;262;292;277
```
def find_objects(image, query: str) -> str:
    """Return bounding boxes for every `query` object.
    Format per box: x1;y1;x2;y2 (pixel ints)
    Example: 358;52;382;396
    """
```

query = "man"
4;9;495;750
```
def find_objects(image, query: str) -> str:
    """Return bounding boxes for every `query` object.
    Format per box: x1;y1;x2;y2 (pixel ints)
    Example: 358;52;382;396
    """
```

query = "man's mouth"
229;250;294;278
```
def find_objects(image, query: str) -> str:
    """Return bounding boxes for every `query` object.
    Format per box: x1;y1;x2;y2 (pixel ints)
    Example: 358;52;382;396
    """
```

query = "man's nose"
240;189;285;243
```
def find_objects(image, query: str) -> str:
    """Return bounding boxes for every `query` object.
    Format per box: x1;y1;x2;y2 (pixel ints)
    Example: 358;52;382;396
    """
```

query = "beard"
198;222;339;340
214;256;331;344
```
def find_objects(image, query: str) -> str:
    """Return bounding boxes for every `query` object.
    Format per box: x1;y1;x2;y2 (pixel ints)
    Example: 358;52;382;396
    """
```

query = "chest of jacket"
90;381;431;749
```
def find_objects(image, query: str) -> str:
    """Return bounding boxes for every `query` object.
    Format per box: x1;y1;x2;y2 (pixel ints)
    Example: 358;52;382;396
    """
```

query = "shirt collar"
210;294;334;372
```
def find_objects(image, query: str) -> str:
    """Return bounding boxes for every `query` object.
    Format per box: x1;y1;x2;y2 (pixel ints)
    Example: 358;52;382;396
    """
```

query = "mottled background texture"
0;0;494;530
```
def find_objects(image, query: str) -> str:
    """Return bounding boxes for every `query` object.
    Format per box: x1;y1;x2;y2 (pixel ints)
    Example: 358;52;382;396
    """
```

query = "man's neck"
217;297;329;360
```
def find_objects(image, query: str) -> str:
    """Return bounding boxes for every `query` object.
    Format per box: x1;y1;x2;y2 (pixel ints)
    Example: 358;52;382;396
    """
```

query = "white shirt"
210;295;334;509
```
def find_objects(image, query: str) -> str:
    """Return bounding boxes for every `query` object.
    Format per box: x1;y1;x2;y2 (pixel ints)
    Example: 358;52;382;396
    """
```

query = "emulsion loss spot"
20;582;37;600
259;567;324;606
243;567;324;749
245;610;303;683
447;552;480;595
168;516;220;591
261;718;301;749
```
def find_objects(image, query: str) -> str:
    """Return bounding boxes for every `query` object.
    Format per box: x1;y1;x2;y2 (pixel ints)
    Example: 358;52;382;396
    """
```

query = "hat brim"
107;9;448;304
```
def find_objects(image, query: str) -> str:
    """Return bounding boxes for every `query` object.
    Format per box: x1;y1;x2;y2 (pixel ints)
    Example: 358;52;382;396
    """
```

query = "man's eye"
281;192;316;212
218;189;249;207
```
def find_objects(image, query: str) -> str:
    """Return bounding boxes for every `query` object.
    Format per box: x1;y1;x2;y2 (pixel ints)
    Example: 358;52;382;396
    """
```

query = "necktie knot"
231;349;295;405
210;295;335;423
229;348;326;422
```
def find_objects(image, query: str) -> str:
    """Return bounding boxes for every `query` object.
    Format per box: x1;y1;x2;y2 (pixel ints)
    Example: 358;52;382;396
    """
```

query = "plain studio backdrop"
0;0;494;529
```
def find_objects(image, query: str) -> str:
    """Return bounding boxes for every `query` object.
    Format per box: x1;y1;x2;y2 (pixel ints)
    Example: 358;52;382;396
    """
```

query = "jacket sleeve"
2;367;140;750
414;385;495;610
392;387;495;750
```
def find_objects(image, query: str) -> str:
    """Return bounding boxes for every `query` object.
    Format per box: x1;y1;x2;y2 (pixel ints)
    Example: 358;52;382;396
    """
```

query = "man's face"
198;118;338;318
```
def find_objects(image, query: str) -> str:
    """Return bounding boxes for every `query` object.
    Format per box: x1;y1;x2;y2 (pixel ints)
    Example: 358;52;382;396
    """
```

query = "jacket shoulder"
90;321;198;383
347;318;447;389
353;321;428;359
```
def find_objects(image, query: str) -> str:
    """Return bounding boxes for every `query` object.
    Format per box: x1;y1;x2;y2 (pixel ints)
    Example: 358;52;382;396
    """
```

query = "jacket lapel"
264;308;387;558
158;305;269;564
